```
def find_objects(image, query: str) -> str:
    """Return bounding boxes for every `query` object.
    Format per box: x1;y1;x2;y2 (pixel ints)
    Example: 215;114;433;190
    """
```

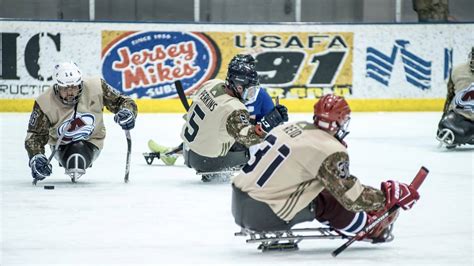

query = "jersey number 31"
242;134;290;187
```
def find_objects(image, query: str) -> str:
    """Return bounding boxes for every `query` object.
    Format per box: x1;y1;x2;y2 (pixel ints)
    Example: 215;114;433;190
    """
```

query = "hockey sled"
197;167;241;182
436;128;457;149
235;227;380;252
143;152;161;165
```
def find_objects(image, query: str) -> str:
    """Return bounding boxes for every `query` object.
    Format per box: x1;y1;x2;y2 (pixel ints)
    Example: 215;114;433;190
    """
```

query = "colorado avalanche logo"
57;113;96;144
454;83;474;112
101;31;220;99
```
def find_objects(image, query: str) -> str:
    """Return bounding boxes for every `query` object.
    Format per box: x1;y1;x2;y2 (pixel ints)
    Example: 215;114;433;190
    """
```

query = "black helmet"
225;55;259;102
229;54;257;69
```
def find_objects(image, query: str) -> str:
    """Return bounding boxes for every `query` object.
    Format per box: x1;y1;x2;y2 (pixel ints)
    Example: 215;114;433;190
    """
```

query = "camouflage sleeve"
316;152;386;212
101;79;138;116
442;77;455;115
24;102;50;159
226;109;265;147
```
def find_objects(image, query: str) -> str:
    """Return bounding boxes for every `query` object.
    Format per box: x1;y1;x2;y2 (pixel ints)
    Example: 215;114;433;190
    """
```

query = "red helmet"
314;94;351;134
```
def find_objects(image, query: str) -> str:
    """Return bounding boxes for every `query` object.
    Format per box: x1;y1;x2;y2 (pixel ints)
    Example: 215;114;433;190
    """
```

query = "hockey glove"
381;180;419;210
29;154;52;181
275;104;289;122
259;105;289;132
114;108;135;130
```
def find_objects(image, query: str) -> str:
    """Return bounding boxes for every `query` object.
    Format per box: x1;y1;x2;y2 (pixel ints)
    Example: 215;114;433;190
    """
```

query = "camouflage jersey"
412;0;449;21
232;121;386;222
180;79;264;158
443;63;474;120
25;77;137;159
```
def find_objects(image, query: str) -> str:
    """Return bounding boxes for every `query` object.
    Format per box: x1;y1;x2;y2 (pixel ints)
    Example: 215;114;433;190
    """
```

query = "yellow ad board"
101;31;353;100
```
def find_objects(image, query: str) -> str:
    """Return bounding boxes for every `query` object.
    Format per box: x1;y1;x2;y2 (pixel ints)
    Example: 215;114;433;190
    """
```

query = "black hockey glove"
29;154;52;181
259;105;289;132
275;104;289;122
114;108;135;130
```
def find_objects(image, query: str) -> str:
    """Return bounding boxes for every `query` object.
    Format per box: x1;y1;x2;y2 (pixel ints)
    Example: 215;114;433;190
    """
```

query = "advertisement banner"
1;20;473;111
101;31;352;99
102;31;220;98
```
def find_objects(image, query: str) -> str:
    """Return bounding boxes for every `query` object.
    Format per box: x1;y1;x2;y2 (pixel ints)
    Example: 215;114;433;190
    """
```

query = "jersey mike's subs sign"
101;31;220;98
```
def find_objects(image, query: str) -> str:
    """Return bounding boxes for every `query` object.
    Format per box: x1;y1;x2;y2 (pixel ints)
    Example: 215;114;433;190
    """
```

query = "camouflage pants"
416;6;449;22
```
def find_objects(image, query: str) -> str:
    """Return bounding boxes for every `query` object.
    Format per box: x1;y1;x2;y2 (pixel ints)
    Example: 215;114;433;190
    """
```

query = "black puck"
44;185;55;190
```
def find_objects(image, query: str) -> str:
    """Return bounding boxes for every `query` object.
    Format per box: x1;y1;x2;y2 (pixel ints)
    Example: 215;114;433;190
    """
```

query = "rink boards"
0;98;444;112
0;20;472;112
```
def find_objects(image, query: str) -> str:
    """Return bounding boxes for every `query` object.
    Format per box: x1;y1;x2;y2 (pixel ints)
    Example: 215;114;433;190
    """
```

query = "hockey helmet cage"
226;58;259;102
314;94;351;140
53;62;83;105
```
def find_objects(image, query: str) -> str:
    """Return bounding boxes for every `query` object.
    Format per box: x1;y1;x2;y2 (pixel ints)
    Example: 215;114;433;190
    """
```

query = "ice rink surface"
1;112;473;265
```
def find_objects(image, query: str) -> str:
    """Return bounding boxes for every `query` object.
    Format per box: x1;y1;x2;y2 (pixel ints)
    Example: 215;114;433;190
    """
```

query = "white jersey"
449;64;474;120
180;79;248;158
233;121;385;222
36;77;106;149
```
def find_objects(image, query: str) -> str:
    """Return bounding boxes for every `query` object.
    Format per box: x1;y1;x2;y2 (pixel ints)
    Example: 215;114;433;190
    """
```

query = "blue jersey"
245;87;275;122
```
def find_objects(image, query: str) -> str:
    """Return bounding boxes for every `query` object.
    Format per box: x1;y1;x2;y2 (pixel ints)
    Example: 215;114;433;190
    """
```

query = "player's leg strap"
231;184;314;231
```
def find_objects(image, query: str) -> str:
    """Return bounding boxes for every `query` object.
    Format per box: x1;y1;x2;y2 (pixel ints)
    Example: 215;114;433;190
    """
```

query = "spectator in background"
413;0;449;22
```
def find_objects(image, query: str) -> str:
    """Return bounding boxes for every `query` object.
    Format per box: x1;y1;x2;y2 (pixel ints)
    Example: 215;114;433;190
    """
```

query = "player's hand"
29;154;52;181
260;106;287;132
381;180;419;210
114;109;135;130
275;104;289;122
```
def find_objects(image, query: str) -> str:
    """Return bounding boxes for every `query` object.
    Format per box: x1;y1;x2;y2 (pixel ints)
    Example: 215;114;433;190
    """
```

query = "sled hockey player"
437;47;474;148
147;82;279;165
25;62;137;183
232;94;420;249
147;54;288;181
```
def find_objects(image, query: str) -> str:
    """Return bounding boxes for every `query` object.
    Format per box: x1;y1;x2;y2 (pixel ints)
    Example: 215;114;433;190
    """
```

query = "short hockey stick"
32;129;68;186
164;143;184;156
174;80;190;111
168;80;189;156
124;130;132;183
331;166;429;257
33;104;78;186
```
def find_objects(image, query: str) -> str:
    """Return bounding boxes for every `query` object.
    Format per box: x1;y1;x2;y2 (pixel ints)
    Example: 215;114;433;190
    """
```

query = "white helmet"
53;62;83;105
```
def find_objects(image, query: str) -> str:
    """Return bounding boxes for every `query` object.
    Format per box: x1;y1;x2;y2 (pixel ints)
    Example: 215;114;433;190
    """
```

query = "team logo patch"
337;160;350;179
57;112;96;144
239;114;249;125
454;83;474;112
29;110;39;127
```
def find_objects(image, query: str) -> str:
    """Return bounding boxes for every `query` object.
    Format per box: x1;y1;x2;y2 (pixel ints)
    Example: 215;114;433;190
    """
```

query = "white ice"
1;112;473;265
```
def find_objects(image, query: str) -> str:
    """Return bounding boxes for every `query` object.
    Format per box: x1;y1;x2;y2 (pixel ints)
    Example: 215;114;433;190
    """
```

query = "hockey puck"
44;185;55;190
